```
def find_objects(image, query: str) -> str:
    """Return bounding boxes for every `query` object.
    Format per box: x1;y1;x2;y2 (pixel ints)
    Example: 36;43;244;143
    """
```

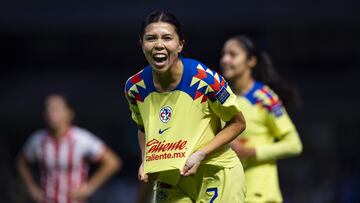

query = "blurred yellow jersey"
125;58;242;185
237;81;302;203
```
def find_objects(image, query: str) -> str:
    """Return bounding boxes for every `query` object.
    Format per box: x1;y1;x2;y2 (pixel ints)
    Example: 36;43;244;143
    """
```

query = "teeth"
154;54;167;58
153;53;167;63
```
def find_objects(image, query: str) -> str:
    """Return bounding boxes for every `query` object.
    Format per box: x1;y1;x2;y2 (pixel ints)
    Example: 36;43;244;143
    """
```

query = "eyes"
222;50;238;58
144;34;173;42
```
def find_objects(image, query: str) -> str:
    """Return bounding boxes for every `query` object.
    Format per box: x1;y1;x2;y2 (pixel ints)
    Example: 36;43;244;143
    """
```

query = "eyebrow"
144;32;173;36
144;34;156;37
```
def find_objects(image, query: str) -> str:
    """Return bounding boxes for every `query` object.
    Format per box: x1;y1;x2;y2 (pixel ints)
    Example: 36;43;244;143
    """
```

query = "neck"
153;58;183;92
50;124;70;140
231;70;255;95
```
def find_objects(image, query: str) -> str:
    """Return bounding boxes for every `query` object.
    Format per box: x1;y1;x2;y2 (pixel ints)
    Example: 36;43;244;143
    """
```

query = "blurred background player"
17;94;121;203
125;11;246;202
220;35;303;203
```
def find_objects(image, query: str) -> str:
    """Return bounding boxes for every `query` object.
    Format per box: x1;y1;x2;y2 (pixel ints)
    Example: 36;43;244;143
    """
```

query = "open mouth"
153;53;168;64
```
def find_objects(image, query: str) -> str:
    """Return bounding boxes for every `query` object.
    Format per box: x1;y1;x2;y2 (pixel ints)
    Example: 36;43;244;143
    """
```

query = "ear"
68;109;75;123
178;40;185;54
247;56;257;68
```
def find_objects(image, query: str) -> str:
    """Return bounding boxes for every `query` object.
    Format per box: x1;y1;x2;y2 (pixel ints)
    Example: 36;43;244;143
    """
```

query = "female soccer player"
125;11;246;202
220;35;303;203
17;94;121;203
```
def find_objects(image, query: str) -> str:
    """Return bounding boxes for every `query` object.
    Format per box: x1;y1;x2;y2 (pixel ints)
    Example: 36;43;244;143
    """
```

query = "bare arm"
87;148;121;192
16;154;44;203
181;112;246;176
138;126;145;161
202;112;246;156
136;126;154;203
72;148;121;200
137;126;151;183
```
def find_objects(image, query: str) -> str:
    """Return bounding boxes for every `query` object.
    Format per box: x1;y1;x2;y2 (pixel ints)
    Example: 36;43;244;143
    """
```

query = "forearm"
17;155;38;189
137;127;145;161
86;169;115;193
255;129;303;162
201;112;246;156
87;150;121;193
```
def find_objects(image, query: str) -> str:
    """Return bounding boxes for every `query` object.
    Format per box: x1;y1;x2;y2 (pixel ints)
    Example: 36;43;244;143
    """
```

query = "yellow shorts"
153;163;246;203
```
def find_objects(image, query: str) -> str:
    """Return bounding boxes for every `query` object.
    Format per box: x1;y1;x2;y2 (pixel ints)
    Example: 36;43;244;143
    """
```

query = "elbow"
104;150;122;173
293;142;303;156
16;154;25;171
239;120;246;134
288;139;303;157
234;121;246;137
110;155;122;173
286;130;303;157
114;157;122;172
292;132;303;156
234;112;246;135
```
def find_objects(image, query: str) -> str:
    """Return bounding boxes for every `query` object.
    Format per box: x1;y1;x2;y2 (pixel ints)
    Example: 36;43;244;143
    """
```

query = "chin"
222;72;233;79
47;122;60;130
151;62;171;73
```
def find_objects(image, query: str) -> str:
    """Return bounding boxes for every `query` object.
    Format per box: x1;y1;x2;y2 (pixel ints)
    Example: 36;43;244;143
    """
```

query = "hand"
180;150;206;176
28;184;44;203
71;183;94;200
230;139;256;159
138;162;149;183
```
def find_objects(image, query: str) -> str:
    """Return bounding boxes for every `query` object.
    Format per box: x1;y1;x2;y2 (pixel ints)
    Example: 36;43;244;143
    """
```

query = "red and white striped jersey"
22;126;106;203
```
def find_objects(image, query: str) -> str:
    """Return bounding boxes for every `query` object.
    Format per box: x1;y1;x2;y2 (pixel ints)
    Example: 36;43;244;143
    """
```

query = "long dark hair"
139;11;185;43
231;35;301;107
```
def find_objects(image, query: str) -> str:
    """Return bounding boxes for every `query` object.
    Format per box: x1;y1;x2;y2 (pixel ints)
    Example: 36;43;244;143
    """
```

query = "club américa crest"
159;106;172;123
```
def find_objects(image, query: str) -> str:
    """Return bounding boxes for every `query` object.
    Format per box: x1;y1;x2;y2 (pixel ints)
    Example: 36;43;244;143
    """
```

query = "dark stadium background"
1;0;359;202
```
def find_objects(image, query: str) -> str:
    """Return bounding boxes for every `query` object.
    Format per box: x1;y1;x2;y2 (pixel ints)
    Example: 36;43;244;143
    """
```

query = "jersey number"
206;187;218;203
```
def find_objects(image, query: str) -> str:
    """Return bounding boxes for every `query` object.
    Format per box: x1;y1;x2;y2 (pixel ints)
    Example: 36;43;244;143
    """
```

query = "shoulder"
124;65;155;103
24;129;47;147
124;66;149;94
71;127;105;153
183;58;227;90
246;81;284;116
71;126;95;139
30;129;47;141
72;126;104;143
181;58;206;70
182;58;228;102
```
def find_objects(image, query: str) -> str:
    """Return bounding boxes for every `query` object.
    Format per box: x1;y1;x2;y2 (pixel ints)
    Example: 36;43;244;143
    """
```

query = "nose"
221;54;231;64
154;40;165;50
220;55;228;65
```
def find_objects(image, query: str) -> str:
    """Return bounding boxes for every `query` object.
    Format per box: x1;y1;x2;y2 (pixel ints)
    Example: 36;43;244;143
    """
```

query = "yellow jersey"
125;58;242;185
237;81;302;202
